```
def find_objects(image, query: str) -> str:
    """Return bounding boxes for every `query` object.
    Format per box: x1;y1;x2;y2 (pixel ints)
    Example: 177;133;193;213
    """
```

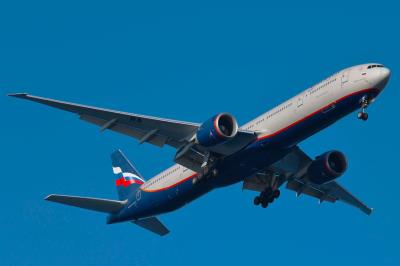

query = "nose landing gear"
253;188;280;208
357;112;368;121
357;96;371;121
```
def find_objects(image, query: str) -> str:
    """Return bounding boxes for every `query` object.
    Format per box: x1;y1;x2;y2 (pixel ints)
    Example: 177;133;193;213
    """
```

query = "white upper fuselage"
141;63;390;192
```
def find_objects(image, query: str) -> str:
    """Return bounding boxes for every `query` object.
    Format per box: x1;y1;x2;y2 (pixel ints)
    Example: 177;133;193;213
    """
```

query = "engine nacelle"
307;150;348;185
196;113;238;147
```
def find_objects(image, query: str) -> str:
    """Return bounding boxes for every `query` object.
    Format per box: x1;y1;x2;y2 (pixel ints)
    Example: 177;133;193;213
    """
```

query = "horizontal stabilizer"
133;217;170;236
45;194;126;213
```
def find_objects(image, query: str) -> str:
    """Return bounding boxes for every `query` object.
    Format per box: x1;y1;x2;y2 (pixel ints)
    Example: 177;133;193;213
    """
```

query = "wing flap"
80;114;169;147
286;180;372;214
286;179;336;203
321;182;373;215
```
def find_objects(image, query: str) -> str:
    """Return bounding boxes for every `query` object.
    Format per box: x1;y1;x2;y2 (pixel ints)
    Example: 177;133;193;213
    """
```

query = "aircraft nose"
377;67;391;90
380;67;391;81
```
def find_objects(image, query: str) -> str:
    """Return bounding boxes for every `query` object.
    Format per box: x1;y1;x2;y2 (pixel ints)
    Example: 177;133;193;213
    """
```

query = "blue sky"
1;1;399;265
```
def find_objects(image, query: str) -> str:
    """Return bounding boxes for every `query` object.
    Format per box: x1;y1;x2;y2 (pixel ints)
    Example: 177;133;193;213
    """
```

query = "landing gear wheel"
256;188;281;208
358;112;368;121
260;191;267;199
273;189;281;199
254;196;261;206
261;201;268;208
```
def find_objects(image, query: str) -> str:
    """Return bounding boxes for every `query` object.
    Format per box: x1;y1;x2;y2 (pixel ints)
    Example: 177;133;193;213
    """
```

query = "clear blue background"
1;1;399;265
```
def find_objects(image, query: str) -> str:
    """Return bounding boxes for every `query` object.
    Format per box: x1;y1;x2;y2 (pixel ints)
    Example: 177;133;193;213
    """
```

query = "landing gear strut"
193;152;218;185
358;96;370;121
253;188;280;208
193;166;218;185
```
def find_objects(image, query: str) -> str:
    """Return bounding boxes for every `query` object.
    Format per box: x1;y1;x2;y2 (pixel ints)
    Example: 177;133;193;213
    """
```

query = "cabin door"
341;70;350;87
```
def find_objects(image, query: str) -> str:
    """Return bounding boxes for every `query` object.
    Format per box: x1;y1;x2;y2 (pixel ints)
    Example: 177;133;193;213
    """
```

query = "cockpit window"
367;64;384;69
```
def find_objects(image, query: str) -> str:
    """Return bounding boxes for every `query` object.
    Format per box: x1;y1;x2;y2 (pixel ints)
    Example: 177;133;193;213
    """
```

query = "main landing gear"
192;166;218;184
253;188;280;208
193;152;218;185
357;96;371;121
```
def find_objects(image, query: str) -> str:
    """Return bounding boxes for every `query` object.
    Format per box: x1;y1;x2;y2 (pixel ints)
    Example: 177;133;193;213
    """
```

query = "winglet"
7;93;29;98
44;194;53;201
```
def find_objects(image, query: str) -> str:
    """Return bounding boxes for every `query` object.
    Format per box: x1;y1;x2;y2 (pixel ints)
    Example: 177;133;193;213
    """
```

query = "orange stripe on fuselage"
141;88;379;193
256;88;379;141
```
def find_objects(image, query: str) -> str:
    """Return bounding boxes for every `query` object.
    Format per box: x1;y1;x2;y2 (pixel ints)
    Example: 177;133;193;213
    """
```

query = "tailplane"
44;150;170;236
45;194;126;213
111;149;145;200
133;217;170;236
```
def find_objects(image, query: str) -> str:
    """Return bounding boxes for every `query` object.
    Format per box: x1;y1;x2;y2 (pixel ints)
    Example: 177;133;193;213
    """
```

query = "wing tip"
160;230;170;236
7;93;30;98
44;194;56;201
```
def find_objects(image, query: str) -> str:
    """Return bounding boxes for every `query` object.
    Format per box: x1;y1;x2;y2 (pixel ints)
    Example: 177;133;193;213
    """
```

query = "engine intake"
307;150;348;185
196;113;238;147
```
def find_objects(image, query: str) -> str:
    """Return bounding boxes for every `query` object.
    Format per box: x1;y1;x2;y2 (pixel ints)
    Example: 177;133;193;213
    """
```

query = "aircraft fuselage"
107;63;390;223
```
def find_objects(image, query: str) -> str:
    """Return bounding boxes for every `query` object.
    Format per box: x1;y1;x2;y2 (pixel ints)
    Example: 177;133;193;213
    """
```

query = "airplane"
9;63;391;236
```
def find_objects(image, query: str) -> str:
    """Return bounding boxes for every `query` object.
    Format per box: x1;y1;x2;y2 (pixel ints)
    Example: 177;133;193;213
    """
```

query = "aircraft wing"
9;93;256;172
9;93;199;148
243;146;373;215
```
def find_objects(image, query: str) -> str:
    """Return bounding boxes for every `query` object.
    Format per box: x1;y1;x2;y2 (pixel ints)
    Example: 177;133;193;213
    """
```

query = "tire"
358;112;368;121
261;201;268;208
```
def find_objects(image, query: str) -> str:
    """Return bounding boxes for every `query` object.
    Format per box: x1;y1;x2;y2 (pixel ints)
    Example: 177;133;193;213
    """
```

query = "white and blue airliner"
9;63;391;236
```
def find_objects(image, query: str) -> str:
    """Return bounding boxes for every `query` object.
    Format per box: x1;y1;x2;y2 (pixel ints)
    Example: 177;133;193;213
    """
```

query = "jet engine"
196;113;238;147
307;150;348;185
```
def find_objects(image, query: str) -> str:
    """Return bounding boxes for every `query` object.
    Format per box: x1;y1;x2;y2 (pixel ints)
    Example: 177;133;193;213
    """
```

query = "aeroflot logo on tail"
112;166;145;187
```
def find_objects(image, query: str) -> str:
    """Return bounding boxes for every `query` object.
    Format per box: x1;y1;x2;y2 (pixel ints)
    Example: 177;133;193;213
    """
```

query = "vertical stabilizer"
111;150;145;200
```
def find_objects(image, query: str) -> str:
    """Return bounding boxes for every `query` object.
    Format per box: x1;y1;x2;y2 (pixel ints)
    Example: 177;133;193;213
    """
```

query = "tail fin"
111;149;145;200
